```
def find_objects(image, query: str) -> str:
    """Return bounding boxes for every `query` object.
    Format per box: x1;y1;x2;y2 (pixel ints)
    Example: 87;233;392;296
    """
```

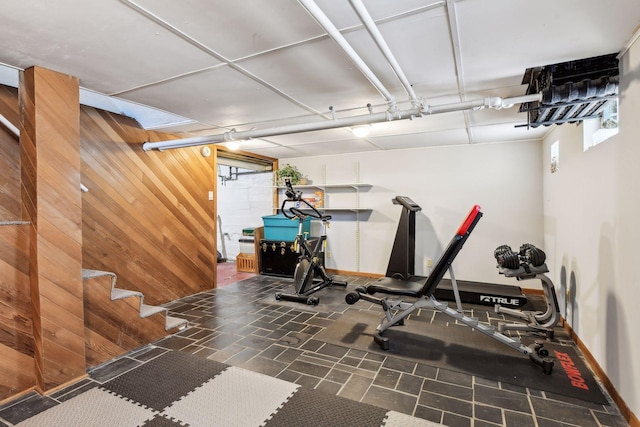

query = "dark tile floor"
0;274;629;426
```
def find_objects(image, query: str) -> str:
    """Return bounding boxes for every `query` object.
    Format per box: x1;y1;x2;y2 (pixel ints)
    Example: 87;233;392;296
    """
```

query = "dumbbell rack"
494;244;561;338
495;263;560;337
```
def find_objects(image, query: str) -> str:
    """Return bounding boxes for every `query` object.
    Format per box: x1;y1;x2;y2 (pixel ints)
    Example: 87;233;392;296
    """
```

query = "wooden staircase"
82;269;188;367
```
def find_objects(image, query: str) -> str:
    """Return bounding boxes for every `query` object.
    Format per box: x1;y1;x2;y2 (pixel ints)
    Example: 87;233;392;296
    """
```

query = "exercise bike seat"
365;276;427;297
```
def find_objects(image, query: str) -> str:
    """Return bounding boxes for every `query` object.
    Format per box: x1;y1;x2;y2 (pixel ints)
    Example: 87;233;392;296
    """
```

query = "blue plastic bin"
262;214;310;241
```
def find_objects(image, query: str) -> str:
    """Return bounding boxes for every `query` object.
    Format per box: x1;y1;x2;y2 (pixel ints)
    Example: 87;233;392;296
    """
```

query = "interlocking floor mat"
16;351;443;427
317;309;608;405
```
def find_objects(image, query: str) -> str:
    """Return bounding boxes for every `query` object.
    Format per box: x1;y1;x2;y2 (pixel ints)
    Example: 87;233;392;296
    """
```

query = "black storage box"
259;239;322;278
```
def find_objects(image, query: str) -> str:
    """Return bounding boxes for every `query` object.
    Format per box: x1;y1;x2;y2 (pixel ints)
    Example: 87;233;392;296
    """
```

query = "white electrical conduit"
142;93;542;151
349;0;419;105
298;0;397;109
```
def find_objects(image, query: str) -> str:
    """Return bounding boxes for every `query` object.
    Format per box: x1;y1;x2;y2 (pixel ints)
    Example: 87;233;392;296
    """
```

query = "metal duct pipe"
0;113;19;137
349;0;419;105
142;93;542;151
298;0;396;109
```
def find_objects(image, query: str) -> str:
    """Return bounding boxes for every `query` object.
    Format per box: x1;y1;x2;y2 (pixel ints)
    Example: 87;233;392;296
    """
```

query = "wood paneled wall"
0;85;20;221
2;84;217;308
0;80;217;400
0;224;34;400
80;108;216;305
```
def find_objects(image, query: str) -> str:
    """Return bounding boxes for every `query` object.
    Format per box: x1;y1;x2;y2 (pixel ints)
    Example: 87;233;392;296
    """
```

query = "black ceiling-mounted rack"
518;53;619;128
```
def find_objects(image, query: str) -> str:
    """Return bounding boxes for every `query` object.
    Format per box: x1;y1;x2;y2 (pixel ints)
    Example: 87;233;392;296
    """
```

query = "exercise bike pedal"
330;280;348;287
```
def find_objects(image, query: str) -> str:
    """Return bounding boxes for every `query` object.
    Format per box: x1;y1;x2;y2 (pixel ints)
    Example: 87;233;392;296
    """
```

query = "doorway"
215;146;277;287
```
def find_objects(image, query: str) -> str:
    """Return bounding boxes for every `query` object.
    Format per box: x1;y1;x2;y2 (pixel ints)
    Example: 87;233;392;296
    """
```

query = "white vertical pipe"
298;0;396;108
349;0;419;104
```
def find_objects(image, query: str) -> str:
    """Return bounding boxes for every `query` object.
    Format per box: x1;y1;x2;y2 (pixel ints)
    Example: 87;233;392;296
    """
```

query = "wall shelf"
275;183;372;190
273;163;369;272
297;207;372;213
275;183;371;213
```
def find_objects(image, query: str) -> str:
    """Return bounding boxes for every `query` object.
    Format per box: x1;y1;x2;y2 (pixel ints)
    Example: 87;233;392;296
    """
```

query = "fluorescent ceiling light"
351;124;371;138
226;140;241;150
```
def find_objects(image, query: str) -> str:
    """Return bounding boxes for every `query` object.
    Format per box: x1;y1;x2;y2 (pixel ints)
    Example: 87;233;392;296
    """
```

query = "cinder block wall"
216;169;273;261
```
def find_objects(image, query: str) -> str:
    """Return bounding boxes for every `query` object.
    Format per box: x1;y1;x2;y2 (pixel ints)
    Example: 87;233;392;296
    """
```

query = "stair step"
166;315;189;331
140;304;166;318
82;269;116;280
111;288;143;301
83;266;189;334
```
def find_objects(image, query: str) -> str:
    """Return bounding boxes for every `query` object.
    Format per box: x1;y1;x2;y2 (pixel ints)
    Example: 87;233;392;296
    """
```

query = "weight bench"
345;205;554;374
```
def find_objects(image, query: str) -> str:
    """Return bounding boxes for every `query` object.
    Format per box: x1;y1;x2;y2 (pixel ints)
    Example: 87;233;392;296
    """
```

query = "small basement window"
583;99;618;151
550;140;559;174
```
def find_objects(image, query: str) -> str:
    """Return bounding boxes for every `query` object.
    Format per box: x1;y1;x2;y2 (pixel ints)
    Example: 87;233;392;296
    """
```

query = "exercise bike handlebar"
280;179;331;221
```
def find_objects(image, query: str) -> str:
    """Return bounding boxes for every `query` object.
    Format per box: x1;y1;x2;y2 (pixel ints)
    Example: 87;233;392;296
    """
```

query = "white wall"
284;139;543;285
216;169;274;261
542;42;640;417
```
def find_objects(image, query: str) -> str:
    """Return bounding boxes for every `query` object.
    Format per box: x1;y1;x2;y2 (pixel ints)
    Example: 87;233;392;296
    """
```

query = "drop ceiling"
0;0;638;159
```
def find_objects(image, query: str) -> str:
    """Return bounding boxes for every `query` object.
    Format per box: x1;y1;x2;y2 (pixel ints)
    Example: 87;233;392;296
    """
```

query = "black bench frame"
345;205;554;374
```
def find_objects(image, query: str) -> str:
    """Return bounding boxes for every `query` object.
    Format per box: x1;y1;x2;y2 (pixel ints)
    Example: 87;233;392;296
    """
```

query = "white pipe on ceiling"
298;0;397;109
142;93;542;151
349;0;419;105
0;113;19;137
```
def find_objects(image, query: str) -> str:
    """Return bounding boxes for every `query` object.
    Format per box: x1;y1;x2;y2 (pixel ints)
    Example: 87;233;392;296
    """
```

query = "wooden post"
19;66;85;392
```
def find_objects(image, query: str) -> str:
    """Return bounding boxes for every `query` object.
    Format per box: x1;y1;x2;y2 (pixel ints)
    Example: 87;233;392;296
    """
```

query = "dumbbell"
519;243;546;267
494;245;520;269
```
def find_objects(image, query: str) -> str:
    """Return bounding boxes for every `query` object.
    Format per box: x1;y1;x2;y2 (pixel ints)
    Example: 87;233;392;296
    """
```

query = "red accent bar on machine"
456;205;482;236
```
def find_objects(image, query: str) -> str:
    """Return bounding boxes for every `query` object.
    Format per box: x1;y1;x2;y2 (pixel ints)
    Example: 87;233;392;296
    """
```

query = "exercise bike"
274;179;347;305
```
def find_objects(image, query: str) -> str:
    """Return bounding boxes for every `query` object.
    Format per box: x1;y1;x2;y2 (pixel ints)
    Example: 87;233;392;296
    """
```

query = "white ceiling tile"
120;66;312;127
276;138;382;157
470;123;548;144
371;111;467;135
133;0;324;60
352;6;458;96
247;145;315;159
369;128;470;149
455;0;638;92
265;128;358;145
0;0;219;94
239;37;385;113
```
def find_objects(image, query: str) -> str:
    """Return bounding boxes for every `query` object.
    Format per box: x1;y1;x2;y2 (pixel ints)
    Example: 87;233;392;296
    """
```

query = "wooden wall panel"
80;108;216;305
0;224;34;400
20;67;85;392
0;79;216;400
0;85;20;221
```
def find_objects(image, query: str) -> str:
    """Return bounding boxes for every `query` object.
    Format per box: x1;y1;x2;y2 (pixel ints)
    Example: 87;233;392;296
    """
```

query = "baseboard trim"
325;269;381;278
562;321;639;426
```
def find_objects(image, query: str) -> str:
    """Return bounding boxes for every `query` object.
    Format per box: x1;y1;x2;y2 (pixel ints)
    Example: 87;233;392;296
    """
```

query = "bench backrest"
420;205;483;296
